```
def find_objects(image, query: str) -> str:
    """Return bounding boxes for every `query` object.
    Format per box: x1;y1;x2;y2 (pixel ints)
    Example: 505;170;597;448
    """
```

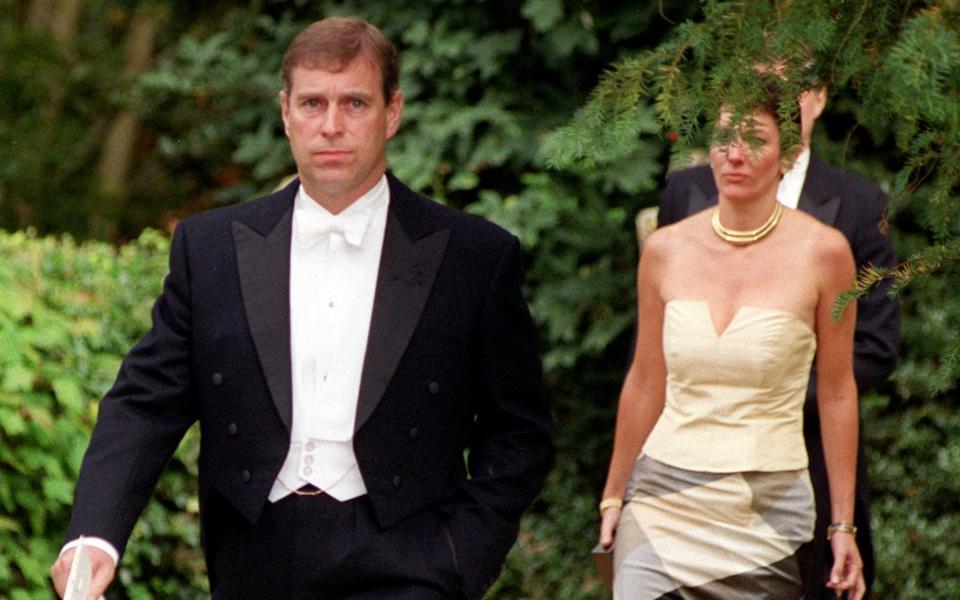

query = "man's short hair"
281;16;399;102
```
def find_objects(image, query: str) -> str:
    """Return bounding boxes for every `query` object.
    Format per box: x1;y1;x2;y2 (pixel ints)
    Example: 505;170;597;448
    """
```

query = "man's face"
280;57;403;211
709;110;782;204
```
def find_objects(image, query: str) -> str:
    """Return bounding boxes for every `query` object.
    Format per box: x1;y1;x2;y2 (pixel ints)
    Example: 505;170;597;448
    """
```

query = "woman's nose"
724;141;747;163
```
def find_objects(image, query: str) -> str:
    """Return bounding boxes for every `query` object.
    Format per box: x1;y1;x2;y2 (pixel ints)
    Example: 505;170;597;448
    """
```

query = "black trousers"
205;490;464;599
800;406;875;599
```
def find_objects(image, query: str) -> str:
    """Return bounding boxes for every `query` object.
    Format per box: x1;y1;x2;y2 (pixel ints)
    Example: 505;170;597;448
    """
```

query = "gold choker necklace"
711;202;783;245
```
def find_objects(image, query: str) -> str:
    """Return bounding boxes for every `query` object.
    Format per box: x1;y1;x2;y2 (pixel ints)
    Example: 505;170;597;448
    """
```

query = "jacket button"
428;381;440;395
241;469;251;483
227;423;238;436
408;427;419;440
392;475;402;488
212;373;223;386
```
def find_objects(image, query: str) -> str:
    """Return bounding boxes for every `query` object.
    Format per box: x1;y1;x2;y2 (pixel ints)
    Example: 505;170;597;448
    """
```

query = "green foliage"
5;1;960;598
865;391;960;596
0;229;206;598
137;0;679;205
2;2;677;597
547;1;960;597
549;0;960;390
0;3;165;238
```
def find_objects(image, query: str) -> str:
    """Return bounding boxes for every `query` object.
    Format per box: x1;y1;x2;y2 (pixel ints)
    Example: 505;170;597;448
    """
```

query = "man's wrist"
61;537;119;566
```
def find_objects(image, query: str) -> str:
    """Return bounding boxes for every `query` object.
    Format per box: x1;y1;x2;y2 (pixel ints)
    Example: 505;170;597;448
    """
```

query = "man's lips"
312;149;352;159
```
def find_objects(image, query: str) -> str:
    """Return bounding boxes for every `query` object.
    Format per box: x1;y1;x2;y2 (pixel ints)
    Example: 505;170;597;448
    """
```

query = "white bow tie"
296;206;370;249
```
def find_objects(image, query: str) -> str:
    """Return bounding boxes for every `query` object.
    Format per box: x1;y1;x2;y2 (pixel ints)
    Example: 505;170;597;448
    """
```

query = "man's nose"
320;106;345;136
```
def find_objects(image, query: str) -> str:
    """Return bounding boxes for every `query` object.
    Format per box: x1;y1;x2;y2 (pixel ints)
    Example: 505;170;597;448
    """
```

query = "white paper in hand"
64;537;92;600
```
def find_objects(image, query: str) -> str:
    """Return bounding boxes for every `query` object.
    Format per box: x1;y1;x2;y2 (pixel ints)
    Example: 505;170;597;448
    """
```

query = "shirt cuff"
60;537;119;566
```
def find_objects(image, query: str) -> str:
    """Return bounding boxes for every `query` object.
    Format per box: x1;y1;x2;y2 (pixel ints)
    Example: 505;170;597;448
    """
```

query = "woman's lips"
721;172;748;183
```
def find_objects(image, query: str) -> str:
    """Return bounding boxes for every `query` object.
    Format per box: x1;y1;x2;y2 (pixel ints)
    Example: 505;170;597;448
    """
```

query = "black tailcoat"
66;174;552;599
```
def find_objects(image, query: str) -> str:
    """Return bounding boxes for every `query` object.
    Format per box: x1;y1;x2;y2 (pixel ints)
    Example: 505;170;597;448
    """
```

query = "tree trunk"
26;0;54;30
93;5;163;239
29;0;83;123
50;0;83;57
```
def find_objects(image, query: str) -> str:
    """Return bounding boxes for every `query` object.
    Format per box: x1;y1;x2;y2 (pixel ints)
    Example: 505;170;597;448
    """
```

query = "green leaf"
41;478;74;506
52;377;84;413
0;515;22;534
522;0;564;32
1;365;33;392
0;406;27;437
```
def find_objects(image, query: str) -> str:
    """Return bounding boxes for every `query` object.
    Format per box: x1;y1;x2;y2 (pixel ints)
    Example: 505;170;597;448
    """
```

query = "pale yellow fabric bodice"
642;299;817;472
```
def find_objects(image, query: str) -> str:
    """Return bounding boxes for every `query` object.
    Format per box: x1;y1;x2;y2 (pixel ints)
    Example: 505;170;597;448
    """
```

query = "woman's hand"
599;505;622;550
826;533;865;599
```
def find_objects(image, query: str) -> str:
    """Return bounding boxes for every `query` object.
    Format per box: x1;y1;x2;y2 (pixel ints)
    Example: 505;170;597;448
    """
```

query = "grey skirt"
613;455;814;599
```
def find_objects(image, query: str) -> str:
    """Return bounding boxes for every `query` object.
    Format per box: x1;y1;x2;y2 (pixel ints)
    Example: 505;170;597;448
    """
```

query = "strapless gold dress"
613;300;817;599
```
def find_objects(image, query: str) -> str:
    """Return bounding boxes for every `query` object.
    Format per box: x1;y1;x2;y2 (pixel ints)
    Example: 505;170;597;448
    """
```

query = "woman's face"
709;110;782;204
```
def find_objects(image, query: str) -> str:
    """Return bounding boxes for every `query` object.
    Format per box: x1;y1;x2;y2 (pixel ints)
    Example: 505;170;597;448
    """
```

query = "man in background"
52;16;551;599
657;82;899;597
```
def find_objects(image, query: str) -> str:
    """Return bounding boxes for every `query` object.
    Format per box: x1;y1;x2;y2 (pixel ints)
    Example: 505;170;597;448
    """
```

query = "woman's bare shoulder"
786;209;854;277
644;211;706;257
784;208;844;247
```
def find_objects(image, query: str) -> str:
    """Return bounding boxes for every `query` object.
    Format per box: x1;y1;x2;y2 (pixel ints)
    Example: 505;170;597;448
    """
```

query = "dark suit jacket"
657;153;899;593
65;174;552;599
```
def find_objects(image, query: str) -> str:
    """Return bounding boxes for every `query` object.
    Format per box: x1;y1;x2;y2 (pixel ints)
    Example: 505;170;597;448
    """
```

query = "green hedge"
2;227;959;598
0;229;205;599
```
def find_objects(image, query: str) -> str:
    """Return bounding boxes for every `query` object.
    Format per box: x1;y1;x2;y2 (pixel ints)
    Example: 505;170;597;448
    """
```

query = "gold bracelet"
599;498;623;513
826;522;857;540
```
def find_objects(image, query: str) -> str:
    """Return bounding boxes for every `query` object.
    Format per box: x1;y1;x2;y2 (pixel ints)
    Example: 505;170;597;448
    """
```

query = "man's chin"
298;174;382;206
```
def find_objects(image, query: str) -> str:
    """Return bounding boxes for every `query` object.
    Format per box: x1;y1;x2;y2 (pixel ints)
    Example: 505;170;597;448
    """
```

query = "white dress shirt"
777;146;811;209
268;175;389;502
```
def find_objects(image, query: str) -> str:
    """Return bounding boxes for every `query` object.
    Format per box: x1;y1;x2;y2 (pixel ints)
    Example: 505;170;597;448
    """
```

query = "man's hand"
50;546;115;600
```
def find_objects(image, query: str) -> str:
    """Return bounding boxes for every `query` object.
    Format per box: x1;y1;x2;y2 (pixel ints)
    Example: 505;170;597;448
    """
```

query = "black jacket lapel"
685;179;716;214
797;153;841;226
232;186;295;431
355;178;449;432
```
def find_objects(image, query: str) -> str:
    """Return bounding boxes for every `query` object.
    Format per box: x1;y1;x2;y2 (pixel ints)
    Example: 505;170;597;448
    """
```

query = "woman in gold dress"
598;93;865;599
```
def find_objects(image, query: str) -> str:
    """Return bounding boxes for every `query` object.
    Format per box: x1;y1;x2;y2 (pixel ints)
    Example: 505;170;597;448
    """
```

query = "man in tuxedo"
51;16;551;600
657;85;899;597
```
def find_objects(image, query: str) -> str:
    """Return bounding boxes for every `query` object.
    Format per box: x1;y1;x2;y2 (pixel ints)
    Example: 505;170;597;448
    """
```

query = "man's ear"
385;90;404;140
802;87;827;122
798;86;827;146
279;90;291;136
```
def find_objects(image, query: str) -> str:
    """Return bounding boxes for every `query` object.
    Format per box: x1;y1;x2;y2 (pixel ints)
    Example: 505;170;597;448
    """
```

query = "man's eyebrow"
294;90;375;98
292;90;323;100
342;91;375;101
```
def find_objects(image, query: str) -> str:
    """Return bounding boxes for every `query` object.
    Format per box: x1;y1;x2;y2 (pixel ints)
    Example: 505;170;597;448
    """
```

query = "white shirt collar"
294;175;389;248
777;146;811;210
